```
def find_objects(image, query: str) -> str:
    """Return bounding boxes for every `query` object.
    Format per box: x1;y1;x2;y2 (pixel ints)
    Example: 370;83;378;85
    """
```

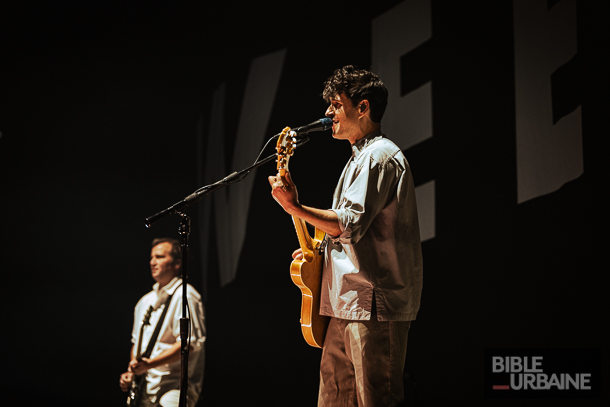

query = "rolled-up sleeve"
331;153;401;245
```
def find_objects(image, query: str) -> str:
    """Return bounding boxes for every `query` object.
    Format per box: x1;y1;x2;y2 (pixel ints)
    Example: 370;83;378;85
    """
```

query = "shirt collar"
351;129;383;158
151;276;182;309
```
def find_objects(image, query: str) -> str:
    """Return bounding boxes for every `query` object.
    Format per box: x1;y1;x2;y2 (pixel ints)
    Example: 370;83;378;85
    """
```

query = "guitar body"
126;306;153;407
289;216;330;348
127;375;146;407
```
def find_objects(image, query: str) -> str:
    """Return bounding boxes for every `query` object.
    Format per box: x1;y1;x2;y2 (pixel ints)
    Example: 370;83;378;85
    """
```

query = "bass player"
119;237;206;407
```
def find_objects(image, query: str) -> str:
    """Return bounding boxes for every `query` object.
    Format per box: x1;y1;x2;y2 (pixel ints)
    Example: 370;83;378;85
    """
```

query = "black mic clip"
292;117;333;135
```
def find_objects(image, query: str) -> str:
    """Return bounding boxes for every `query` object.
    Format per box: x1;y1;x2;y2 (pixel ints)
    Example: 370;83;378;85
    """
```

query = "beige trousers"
318;317;411;407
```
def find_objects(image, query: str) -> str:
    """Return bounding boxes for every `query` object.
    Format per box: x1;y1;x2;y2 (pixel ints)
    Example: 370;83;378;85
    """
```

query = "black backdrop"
1;1;608;406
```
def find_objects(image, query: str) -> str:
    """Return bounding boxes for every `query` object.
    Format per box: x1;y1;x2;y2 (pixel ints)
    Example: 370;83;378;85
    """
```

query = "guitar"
127;305;153;407
276;127;329;348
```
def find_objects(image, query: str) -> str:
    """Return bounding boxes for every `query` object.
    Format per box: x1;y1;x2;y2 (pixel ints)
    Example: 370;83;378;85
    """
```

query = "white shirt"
132;277;206;405
320;131;423;321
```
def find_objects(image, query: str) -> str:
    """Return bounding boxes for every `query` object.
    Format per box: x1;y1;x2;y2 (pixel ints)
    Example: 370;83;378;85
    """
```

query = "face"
150;242;179;286
325;93;361;143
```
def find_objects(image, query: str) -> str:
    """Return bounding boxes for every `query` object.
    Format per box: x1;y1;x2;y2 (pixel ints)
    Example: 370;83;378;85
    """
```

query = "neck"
350;122;381;145
157;275;178;289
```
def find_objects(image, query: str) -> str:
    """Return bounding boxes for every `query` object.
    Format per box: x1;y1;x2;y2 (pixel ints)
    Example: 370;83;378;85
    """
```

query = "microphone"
293;118;332;135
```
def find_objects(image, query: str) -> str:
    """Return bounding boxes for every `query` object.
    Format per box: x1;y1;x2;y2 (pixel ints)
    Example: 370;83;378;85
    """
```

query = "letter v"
198;49;286;287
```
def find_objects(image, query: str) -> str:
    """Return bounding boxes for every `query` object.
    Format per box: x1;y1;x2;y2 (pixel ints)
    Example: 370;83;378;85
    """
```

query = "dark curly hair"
322;65;388;123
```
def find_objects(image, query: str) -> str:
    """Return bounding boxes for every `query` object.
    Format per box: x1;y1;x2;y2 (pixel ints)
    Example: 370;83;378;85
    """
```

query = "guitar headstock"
142;305;153;326
276;126;297;176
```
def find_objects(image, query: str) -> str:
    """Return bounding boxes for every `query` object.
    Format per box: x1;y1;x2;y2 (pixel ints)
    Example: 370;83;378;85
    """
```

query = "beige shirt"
320;131;423;321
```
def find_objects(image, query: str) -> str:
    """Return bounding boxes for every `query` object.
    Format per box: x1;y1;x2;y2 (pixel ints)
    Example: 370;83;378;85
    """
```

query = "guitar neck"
292;215;319;263
134;306;152;361
134;330;144;361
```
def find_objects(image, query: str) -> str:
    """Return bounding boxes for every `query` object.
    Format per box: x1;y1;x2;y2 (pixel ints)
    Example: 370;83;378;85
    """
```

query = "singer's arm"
269;171;342;237
290;204;341;238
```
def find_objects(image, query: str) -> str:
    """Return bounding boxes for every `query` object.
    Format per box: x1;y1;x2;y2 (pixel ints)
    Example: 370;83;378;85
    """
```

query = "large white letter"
198;49;286;287
372;0;432;151
514;0;582;203
372;0;434;241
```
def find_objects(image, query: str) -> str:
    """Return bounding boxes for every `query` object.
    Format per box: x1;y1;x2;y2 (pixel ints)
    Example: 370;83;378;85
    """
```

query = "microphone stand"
145;135;311;228
177;212;190;407
144;135;311;407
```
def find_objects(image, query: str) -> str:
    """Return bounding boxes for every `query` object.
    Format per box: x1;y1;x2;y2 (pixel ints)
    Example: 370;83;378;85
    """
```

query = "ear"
358;100;369;116
173;259;182;273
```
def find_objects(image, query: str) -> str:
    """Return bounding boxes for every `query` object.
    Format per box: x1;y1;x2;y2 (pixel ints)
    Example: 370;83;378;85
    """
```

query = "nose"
325;105;334;117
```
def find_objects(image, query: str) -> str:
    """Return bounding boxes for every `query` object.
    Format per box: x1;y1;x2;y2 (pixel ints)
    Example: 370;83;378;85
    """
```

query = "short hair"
322;65;388;123
152;237;182;266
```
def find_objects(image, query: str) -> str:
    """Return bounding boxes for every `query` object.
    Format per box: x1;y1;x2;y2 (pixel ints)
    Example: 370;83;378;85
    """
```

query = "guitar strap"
141;283;181;359
319;234;328;255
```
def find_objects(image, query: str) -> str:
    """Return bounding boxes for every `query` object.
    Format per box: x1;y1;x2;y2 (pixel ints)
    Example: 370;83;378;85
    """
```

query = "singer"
119;238;206;407
268;65;423;407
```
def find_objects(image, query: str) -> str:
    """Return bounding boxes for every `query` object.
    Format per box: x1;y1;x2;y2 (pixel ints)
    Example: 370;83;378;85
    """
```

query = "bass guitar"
276;127;329;348
127;305;153;407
